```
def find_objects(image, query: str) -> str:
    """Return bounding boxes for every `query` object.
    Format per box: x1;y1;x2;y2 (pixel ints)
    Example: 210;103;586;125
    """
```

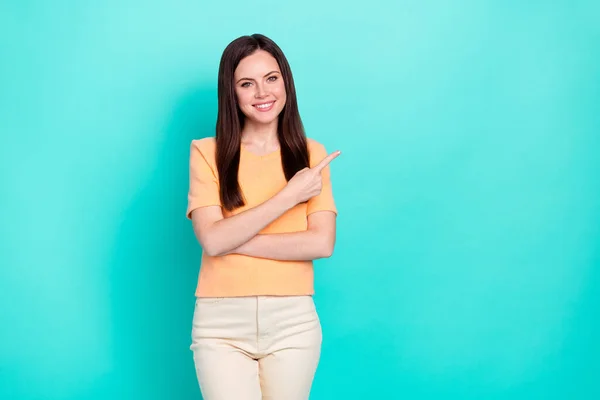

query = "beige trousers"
190;295;322;400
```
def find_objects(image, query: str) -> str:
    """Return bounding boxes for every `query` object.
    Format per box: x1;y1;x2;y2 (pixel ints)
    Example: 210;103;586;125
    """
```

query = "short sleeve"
186;140;221;219
307;141;338;216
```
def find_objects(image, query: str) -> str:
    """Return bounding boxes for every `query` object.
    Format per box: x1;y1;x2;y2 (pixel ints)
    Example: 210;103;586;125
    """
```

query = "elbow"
203;246;219;257
203;246;227;257
321;247;333;259
319;240;335;259
203;242;228;257
193;224;227;257
193;224;229;257
198;236;225;257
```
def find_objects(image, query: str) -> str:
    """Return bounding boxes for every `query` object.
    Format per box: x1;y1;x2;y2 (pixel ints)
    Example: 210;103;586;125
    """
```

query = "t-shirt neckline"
241;143;281;159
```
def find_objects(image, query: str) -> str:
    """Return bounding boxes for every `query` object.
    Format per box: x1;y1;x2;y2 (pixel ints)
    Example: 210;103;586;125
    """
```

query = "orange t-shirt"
186;137;337;297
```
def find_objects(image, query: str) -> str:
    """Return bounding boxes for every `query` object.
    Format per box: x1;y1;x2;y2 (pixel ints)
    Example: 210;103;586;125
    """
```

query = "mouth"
253;101;275;112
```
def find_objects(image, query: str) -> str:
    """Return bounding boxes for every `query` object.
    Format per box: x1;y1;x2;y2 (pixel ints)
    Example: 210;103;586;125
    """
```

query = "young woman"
186;33;340;400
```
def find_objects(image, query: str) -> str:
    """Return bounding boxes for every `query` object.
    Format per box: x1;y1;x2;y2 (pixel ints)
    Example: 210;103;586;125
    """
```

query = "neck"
241;119;279;146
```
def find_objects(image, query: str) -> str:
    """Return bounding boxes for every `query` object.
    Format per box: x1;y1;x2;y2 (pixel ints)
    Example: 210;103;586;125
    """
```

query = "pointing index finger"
313;150;341;173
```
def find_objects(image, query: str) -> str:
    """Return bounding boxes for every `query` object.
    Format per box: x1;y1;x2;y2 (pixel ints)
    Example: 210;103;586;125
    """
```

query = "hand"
282;150;341;206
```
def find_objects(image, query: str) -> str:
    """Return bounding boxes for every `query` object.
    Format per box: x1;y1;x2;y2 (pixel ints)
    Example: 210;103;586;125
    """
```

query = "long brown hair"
215;33;309;211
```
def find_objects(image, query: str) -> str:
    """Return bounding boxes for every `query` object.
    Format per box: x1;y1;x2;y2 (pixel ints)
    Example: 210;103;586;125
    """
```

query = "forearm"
229;230;333;261
202;191;296;256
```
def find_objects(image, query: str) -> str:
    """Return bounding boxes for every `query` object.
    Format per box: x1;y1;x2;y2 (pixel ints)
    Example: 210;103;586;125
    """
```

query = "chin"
245;111;281;124
252;115;279;125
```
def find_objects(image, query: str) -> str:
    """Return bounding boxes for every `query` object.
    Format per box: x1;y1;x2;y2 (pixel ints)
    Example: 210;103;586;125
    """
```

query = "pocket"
191;297;227;333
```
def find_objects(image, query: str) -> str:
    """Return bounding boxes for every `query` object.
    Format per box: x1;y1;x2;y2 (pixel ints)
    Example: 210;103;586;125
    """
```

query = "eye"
267;76;278;82
241;82;252;88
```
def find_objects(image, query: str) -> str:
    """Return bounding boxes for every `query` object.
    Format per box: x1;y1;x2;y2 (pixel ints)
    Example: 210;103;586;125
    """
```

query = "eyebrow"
236;71;280;84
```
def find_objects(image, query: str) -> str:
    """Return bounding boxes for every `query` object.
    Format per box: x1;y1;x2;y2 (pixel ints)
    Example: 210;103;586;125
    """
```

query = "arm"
190;142;340;257
227;211;337;261
191;191;296;257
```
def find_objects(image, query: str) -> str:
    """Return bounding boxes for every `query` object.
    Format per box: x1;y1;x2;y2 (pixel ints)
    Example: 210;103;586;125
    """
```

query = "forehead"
234;50;280;79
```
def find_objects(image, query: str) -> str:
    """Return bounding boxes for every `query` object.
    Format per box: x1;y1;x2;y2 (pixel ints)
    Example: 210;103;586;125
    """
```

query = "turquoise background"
1;0;599;399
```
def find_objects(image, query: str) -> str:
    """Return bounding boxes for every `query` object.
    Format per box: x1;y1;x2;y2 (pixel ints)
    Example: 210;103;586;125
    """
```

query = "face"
234;50;287;125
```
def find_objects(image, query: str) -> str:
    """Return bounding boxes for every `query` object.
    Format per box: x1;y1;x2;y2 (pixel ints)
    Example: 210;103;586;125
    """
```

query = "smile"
253;101;275;112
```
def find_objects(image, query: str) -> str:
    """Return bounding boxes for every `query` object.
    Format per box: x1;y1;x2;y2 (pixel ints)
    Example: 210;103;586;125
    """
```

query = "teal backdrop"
1;1;598;399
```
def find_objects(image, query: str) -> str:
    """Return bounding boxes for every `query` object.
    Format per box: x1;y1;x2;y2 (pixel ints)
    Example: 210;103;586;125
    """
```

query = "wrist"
274;188;298;210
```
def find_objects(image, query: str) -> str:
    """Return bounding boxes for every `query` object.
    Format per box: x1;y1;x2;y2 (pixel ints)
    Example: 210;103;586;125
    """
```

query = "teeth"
256;102;273;109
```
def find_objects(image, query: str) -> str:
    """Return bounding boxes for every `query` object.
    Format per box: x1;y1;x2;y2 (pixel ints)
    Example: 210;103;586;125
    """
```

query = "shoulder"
306;137;329;167
191;136;216;153
189;137;217;168
306;137;327;153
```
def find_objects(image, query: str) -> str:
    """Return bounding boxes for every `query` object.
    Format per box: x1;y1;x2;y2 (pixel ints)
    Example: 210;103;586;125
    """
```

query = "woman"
186;33;340;400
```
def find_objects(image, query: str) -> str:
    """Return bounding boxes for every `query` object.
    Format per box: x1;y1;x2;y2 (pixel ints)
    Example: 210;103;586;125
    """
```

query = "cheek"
274;84;287;101
235;90;253;108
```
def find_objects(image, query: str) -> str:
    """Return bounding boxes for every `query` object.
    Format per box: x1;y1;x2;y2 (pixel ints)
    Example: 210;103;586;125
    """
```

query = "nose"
254;83;268;98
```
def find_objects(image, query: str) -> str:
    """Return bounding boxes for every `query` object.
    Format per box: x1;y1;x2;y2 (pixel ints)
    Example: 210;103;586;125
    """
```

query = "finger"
313;150;341;172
